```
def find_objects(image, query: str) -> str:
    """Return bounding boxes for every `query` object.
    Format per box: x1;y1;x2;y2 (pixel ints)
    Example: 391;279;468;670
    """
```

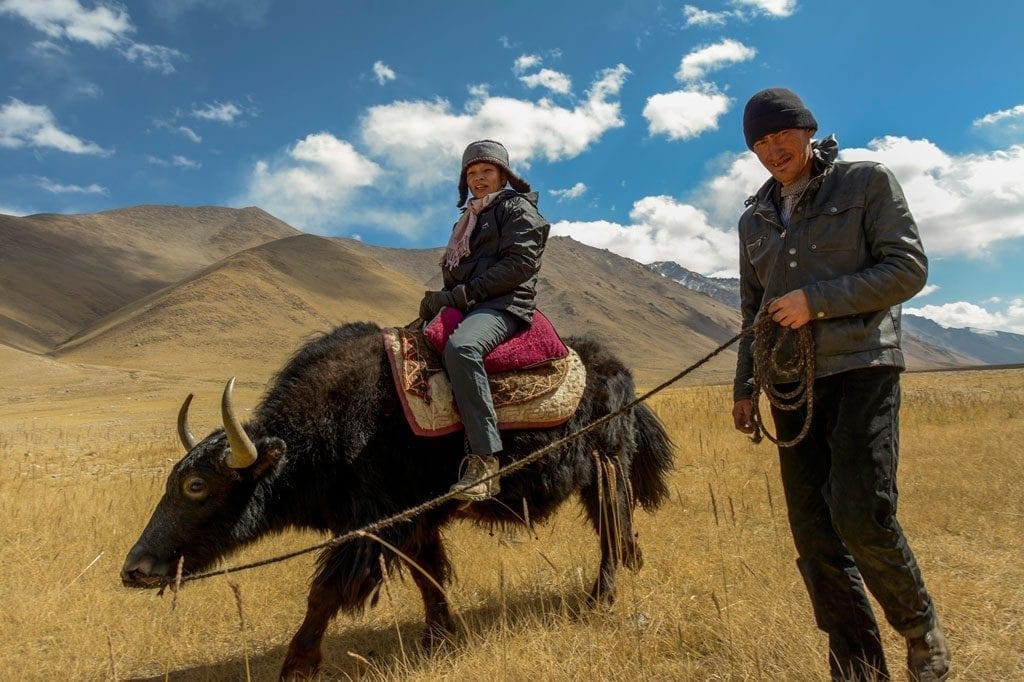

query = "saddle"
382;309;586;437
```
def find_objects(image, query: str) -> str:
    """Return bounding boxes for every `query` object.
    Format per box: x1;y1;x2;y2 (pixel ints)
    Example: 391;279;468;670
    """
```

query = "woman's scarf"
441;190;502;270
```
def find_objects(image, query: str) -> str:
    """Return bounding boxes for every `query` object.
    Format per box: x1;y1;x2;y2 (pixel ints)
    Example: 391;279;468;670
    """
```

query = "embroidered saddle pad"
382;326;586;438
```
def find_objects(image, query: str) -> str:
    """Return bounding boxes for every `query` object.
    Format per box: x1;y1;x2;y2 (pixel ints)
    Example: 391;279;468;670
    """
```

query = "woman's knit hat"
457;139;531;207
742;88;818;150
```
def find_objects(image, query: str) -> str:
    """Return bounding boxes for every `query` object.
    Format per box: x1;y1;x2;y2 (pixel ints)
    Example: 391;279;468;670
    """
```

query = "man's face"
752;128;815;187
465;162;506;199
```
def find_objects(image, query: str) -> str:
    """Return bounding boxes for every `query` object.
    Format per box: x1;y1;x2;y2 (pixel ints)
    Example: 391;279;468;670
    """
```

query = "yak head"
121;378;287;589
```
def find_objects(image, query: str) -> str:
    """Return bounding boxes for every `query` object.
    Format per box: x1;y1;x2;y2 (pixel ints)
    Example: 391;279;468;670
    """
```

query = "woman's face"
465;162;506;199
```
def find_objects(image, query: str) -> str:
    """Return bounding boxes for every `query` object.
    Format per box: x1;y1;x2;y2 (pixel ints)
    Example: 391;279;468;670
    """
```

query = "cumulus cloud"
0;98;110;155
0;0;184;72
36;176;108;194
644;87;731;140
177;126;201;143
973;103;1024;142
552;195;737;276
905;300;1024;335
841;137;1024;257
360;64;631;190
237;133;382;231
372;60;396;85
550;182;587;201
676;38;756;82
913;284;941;299
513;54;542;73
645;40;753;141
519;68;572;95
731;0;797;17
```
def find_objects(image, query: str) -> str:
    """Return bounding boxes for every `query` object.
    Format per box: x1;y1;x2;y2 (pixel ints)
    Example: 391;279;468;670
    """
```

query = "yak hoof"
421;618;458;652
586;583;616;608
280;649;321;680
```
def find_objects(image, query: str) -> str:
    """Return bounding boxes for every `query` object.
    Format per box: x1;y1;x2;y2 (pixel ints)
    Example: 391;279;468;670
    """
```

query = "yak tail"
630;402;674;511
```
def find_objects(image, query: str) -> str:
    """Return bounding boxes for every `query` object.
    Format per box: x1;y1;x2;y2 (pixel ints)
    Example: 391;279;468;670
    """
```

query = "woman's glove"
418;284;472;319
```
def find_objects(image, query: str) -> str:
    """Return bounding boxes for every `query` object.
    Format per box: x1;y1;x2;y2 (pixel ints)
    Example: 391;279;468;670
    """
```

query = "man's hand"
768;289;813;329
732;398;755;434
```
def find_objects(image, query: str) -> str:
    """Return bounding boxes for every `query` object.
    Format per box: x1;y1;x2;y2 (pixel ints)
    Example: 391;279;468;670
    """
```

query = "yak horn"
221;377;258;468
177;393;197;451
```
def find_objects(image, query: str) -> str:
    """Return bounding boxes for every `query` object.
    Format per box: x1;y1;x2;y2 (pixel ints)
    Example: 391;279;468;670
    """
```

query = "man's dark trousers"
771;366;937;680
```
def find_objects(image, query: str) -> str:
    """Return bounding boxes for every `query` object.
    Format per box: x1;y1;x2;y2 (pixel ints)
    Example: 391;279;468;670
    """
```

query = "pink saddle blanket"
423;307;568;373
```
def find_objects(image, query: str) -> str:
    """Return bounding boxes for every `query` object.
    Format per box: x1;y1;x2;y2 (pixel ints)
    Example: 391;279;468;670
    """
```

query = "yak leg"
406;525;456;650
281;539;384;679
581;453;642;605
280;579;347;679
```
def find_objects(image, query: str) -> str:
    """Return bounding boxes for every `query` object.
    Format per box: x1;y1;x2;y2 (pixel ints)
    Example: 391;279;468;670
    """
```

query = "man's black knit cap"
742;88;818;150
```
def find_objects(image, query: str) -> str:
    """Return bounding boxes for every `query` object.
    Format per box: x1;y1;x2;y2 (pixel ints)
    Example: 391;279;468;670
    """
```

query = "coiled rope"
178;308;813;586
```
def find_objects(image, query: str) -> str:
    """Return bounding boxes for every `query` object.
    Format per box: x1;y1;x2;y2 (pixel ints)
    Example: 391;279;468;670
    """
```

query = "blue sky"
2;0;1023;333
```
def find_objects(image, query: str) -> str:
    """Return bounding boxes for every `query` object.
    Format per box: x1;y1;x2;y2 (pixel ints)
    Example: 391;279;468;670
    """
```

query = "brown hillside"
56;233;423;378
0;205;298;351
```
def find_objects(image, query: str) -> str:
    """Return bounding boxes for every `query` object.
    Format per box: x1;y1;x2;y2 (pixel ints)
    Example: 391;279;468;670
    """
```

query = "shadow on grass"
124;584;600;680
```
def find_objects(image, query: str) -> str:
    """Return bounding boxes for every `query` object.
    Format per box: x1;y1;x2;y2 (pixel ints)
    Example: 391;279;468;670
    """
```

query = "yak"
121;321;674;679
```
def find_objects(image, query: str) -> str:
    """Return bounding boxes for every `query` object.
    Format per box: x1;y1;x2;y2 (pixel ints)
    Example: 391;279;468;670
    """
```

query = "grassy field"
1;365;1021;680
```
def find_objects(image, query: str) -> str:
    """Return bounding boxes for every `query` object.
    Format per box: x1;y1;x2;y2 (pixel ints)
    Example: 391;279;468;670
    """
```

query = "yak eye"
182;475;208;500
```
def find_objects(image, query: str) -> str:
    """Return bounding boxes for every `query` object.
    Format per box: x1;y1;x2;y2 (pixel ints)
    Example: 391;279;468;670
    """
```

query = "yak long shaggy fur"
122;321;675;678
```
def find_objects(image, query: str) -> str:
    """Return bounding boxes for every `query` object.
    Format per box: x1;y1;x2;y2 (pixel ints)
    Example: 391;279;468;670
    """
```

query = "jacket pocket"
804;202;864;253
745;231;774;282
814;316;869;354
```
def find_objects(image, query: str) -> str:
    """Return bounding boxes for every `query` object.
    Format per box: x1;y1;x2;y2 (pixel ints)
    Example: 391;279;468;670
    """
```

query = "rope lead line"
181;312;806;585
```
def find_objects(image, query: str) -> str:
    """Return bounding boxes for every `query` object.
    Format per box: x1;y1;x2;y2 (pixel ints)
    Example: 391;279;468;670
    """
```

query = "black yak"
121;322;674;678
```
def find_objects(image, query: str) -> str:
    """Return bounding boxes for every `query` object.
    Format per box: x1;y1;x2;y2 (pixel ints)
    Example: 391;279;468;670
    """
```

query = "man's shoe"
449;454;500;501
907;623;950;681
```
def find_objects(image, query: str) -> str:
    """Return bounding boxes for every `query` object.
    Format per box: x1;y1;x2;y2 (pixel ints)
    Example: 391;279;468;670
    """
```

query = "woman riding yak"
418;139;551;501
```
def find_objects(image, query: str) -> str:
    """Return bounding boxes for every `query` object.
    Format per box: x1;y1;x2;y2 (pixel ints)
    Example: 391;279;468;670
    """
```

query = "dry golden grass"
1;366;1021;680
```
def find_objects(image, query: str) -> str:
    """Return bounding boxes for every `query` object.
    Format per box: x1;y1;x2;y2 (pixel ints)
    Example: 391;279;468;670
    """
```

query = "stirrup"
449;454;500;501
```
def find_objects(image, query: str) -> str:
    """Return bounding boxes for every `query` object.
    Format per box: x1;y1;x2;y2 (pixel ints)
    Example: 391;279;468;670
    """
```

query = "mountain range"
2;206;1019;390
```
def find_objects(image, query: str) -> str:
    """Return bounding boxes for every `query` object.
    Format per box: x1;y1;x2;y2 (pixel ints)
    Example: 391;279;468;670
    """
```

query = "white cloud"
191;101;244;123
177;126;201;143
0;0;132;46
121;42;185;75
550;182;587;201
841;137;1024;257
973;103;1024;142
731;0;797;18
0;98;110;155
905;300;1024;334
913;284;940;299
146;154;200;169
237;133;382;231
519;68;572;95
372;60;396;85
677;39;756;82
683;5;730;26
37;176;108;195
360;64;631;190
0;0;184;72
513;54;542;73
552;195;737;276
644;87;731;140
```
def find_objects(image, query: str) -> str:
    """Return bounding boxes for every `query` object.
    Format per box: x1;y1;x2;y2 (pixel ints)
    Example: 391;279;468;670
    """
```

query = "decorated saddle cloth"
382;309;586;437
